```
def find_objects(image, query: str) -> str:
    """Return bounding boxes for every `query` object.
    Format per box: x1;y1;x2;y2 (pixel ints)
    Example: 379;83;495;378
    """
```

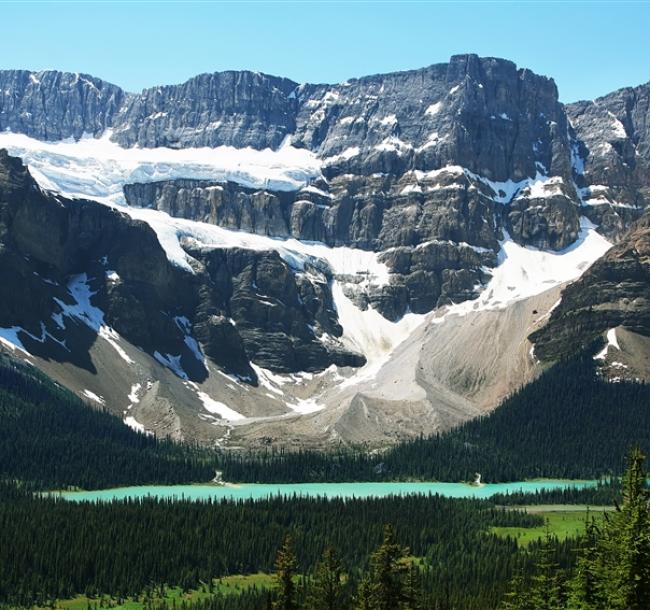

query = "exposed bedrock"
530;211;650;361
0;152;362;380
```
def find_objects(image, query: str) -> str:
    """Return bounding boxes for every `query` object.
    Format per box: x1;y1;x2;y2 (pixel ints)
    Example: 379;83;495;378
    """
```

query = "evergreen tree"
273;535;299;610
499;570;533;610
307;546;345;610
598;447;650;610
367;525;410;610
567;516;600;610
353;577;374;610
528;530;565;610
402;563;422;610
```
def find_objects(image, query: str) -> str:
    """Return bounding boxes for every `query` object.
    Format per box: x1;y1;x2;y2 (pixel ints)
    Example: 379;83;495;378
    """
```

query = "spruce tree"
528;530;564;610
307;546;345;610
368;524;410;610
567;516;601;610
273;535;299;610
402;563;422;610
600;447;650;610
499;570;534;610
353;577;374;610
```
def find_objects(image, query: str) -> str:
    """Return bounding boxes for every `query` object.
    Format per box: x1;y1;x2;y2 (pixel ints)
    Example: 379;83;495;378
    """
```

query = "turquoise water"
54;479;598;503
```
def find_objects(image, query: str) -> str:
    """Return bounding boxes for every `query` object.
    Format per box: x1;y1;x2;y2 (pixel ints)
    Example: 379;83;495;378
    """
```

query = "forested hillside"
0;354;214;489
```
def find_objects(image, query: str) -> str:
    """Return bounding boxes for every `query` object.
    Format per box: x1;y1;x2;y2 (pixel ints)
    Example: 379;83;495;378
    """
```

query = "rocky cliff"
0;54;649;447
0;70;125;140
0;152;363;383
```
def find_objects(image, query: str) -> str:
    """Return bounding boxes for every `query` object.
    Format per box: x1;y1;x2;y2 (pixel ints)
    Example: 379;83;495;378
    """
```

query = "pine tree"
402;563;422;610
307;546;345;610
273;535;299;610
600;447;650;610
368;524;410;610
567;516;601;610
499;570;533;610
353;577;374;610
528;530;564;610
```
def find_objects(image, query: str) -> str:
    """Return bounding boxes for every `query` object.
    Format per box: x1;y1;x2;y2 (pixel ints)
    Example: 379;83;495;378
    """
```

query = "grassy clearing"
492;506;611;546
24;573;276;610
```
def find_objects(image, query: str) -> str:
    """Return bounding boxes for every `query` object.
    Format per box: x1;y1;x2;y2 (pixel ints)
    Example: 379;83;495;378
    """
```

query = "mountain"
0;54;648;449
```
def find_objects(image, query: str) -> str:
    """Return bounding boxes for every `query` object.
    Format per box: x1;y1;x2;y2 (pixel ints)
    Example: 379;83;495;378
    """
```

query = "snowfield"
0;131;322;205
432;218;611;321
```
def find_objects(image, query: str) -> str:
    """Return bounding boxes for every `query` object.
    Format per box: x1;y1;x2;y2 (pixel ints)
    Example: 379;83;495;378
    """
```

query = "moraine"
54;479;598;503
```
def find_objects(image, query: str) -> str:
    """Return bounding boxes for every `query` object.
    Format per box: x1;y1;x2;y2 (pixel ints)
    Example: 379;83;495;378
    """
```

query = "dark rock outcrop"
567;82;650;240
4;55;650;335
530;211;650;361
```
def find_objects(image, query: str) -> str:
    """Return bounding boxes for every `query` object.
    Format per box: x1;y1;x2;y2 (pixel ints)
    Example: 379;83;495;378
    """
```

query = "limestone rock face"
0;70;124;141
112;71;298;150
3;54;650;398
567;83;650;240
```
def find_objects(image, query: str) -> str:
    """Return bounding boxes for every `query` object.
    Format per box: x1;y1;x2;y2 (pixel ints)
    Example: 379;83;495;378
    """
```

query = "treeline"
492;479;621;506
1;482;551;610
0;354;214;489
217;354;650;483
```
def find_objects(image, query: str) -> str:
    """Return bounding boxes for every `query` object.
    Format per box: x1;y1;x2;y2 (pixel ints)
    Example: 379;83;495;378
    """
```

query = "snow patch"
196;391;246;421
0;327;30;355
425;102;442;116
432;217;611;320
82;389;105;404
53;274;134;364
128;383;142;405
285;397;324;414
332;282;425;385
594;328;620;360
124;415;151;434
154;351;188;380
379;114;397;126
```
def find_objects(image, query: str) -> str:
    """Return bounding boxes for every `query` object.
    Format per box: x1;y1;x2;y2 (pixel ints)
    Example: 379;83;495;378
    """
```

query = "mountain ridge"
1;53;649;448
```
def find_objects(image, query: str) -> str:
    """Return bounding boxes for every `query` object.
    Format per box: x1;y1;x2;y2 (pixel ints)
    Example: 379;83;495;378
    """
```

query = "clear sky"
1;0;649;103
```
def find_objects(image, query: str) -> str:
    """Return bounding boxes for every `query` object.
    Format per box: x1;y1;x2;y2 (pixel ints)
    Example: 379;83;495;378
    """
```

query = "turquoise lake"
54;479;598;503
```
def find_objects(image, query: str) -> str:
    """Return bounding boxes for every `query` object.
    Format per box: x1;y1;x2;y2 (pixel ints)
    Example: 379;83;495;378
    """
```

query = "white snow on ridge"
465;169;566;205
153;351;188;380
594;328;620;360
128;383;142;404
425;102;442;116
0;131;322;206
82;389;105;404
124;415;151;434
53;274;134;364
433;217;611;320
379;114;398;126
122;205;392;283
0;327;30;354
606;111;627;139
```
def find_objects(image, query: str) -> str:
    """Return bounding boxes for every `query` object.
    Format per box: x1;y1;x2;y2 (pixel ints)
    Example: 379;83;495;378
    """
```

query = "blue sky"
1;1;649;102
